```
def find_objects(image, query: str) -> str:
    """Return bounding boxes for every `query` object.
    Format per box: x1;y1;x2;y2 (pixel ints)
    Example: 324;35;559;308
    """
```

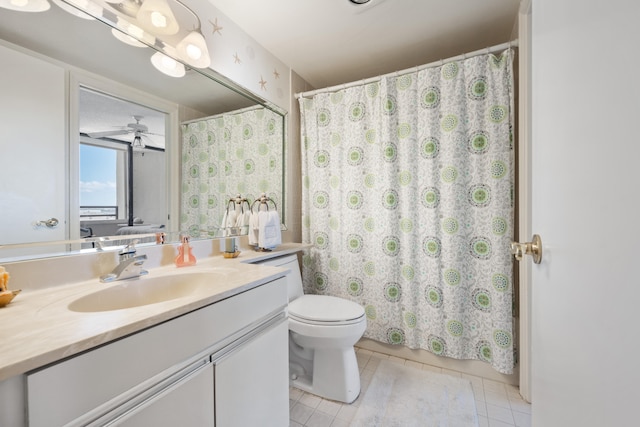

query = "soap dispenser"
175;235;196;267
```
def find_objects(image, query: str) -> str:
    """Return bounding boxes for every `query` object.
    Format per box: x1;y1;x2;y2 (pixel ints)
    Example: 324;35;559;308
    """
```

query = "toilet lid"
289;295;365;323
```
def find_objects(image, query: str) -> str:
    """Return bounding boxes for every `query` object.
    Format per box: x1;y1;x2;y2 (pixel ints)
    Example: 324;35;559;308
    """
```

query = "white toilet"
257;254;367;403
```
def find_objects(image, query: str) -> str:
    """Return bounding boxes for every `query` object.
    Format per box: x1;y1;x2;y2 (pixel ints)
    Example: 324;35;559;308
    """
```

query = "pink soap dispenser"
175;235;196;267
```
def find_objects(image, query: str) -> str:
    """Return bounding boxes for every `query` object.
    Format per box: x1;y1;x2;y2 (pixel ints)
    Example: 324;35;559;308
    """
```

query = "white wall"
133;149;167;226
183;0;291;112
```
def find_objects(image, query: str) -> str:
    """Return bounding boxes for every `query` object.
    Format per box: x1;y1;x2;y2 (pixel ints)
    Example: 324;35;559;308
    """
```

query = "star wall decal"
259;76;267;90
273;69;280;79
233;52;241;64
209;18;223;36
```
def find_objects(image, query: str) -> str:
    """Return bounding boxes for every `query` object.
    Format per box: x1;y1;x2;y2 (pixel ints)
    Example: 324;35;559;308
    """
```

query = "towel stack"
249;209;282;249
221;204;250;236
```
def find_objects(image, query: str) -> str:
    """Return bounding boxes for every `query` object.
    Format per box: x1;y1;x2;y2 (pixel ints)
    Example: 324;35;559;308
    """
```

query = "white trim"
517;5;533;403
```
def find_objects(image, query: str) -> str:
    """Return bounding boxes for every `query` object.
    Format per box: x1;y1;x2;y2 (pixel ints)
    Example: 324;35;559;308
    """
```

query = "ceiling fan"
85;115;164;148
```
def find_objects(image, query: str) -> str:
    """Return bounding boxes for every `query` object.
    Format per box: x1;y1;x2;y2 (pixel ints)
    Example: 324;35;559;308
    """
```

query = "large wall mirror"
0;0;286;262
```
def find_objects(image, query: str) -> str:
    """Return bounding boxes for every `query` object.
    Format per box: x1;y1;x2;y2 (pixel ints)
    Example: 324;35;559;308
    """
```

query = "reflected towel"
248;211;260;245
236;210;250;227
225;209;238;236
235;210;250;235
258;210;281;249
220;210;228;231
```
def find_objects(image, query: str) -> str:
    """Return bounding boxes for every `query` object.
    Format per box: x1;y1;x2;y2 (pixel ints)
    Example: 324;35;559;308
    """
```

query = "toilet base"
289;346;361;403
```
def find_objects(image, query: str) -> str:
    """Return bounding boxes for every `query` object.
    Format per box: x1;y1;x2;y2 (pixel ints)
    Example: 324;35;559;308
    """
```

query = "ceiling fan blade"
86;129;132;138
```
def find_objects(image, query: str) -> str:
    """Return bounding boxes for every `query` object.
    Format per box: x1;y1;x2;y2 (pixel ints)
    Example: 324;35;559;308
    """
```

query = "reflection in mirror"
180;106;284;239
0;0;286;262
79;87;168;238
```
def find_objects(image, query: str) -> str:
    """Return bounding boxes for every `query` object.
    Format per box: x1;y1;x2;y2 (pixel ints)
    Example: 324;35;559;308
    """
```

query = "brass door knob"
511;234;542;264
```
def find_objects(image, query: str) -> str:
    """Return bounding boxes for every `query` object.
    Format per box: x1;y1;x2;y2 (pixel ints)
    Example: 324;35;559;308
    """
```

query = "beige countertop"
0;243;307;382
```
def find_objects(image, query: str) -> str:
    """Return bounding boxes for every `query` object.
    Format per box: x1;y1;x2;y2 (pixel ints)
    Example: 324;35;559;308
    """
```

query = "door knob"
36;218;59;228
511;234;542;264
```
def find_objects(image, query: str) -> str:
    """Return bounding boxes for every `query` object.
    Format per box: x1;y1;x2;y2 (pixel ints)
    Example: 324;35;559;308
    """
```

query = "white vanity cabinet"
26;277;289;427
214;318;289;426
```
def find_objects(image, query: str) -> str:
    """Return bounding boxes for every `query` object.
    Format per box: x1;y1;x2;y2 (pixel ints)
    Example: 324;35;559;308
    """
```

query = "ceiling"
2;0;521;147
208;0;521;90
79;88;167;149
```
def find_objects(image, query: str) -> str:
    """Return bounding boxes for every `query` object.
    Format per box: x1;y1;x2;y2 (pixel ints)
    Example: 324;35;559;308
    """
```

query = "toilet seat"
289;295;365;326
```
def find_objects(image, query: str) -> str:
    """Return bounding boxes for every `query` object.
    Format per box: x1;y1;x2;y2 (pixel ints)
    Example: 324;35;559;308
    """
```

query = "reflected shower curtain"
299;50;515;373
181;107;283;237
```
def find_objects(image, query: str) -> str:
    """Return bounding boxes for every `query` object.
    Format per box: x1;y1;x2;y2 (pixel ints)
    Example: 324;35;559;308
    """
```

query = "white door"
0;44;66;245
530;1;640;426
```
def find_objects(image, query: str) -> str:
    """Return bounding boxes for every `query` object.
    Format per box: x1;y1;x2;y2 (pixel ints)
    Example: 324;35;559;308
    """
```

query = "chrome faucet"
100;242;148;283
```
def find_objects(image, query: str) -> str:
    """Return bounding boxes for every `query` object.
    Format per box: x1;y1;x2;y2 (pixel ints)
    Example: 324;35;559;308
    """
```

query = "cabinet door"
215;318;289;427
112;362;214;427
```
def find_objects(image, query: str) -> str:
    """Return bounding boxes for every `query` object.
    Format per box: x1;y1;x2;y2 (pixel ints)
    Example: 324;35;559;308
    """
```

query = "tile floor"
289;347;532;427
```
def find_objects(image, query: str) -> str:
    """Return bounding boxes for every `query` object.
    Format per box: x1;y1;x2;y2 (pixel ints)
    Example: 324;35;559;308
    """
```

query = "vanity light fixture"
137;0;179;35
51;0;212;76
0;0;50;12
107;0;211;70
150;49;185;77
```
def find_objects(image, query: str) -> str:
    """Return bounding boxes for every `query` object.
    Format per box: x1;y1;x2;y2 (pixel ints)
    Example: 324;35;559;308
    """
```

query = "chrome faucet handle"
94;236;109;251
100;253;148;283
119;239;140;259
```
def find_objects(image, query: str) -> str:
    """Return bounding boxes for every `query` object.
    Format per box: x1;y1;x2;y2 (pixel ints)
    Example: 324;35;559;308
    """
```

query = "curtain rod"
181;104;264;125
295;39;518;99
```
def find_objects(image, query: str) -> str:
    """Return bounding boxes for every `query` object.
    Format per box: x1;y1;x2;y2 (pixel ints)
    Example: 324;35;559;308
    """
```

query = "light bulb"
150;51;185;78
185;44;202;60
176;30;210;68
150;11;167;28
137;0;179;35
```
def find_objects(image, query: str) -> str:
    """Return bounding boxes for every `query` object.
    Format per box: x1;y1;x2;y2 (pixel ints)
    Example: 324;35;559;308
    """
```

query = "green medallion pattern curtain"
181;107;283;237
299;50;515;374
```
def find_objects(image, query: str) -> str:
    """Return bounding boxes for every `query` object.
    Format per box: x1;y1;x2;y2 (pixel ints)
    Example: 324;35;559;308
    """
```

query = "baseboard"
356;338;519;386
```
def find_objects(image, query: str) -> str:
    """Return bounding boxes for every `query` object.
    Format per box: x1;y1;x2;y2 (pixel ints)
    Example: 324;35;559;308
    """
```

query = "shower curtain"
299;50;515;374
181;107;283;237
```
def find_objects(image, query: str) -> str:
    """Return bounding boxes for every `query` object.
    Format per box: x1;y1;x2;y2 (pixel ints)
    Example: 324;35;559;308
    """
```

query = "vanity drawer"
26;277;287;427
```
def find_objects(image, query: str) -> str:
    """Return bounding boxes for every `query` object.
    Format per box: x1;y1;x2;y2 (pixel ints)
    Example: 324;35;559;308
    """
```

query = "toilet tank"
253;254;303;301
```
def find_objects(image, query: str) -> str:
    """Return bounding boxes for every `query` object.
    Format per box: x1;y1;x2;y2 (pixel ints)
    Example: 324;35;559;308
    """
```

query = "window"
79;140;127;220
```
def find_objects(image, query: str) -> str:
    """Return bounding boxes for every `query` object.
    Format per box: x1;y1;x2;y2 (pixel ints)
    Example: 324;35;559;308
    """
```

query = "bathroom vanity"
0;244;305;426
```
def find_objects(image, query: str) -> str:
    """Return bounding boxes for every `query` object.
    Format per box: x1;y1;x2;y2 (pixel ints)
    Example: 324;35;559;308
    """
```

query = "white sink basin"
68;270;232;312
